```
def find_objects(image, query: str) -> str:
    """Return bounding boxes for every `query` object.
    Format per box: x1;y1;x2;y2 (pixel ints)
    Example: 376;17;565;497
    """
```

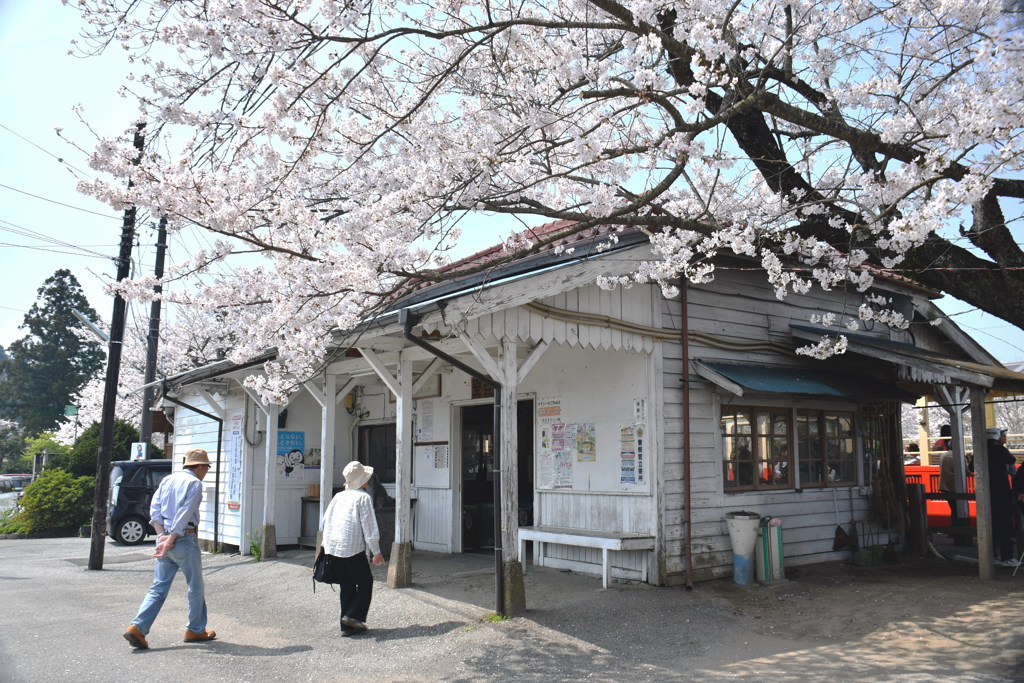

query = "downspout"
681;280;695;590
164;393;224;552
399;308;506;616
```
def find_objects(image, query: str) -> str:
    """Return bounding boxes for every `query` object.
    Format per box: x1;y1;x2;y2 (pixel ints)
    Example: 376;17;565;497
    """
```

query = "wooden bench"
518;525;655;588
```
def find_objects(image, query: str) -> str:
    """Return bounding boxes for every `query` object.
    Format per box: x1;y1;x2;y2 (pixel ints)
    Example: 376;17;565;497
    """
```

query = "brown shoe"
183;629;217;642
124;624;149;649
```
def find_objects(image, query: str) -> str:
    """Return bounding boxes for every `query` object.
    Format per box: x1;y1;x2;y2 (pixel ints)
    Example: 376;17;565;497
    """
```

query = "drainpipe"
681;280;694;590
399;308;506;616
163;393;224;552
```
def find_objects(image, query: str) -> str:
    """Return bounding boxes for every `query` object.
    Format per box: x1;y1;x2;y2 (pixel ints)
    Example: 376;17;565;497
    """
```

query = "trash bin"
756;516;784;583
725;511;761;586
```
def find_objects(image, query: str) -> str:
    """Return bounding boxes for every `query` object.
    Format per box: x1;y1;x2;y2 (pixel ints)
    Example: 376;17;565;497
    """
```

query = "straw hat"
343;461;373;489
183;449;211;467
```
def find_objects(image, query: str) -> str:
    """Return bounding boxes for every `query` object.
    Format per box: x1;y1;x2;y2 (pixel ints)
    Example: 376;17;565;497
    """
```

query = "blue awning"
693;360;915;401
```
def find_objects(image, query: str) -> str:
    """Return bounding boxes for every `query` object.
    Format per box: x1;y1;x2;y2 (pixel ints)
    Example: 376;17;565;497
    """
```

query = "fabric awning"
693;360;916;401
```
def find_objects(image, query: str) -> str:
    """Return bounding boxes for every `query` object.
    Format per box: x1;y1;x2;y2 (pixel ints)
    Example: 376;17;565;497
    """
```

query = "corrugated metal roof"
790;325;1024;392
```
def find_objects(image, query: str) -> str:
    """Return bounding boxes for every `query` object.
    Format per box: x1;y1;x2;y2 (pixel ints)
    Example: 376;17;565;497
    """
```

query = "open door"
460;399;533;551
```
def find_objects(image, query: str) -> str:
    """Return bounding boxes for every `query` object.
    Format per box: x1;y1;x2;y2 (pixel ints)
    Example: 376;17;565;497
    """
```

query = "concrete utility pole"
139;216;167;445
88;124;145;571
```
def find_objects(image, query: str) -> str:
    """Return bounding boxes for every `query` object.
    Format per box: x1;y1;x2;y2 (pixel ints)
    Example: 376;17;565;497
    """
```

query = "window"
861;403;894;485
797;410;855;487
722;406;793;491
358;423;396;484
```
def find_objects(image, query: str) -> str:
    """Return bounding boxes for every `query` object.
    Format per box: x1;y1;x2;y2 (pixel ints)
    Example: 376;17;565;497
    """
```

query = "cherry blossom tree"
54;306;234;444
69;0;1024;396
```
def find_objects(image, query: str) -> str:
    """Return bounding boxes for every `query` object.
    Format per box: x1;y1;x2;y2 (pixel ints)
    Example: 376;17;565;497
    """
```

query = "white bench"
518;525;655;588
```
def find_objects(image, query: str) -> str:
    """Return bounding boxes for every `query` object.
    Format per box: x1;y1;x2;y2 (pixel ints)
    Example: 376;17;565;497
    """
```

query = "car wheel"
115;516;148;545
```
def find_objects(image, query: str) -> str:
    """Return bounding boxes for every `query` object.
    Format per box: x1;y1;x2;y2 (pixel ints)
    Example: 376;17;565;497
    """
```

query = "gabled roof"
391;221;647;309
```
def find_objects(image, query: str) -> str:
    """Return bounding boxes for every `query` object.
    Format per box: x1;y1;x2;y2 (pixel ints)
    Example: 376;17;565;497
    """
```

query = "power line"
0;182;118;219
0;121;95;179
0;219;113;260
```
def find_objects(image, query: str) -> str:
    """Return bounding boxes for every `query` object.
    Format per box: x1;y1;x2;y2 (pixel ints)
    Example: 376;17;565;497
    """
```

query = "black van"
107;459;172;544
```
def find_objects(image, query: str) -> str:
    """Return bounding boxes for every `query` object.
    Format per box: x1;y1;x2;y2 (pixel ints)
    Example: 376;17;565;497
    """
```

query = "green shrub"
48;419;162;477
0;505;26;534
14;469;94;534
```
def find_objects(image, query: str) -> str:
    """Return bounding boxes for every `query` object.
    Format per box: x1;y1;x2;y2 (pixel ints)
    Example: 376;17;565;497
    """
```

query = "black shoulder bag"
313;547;343;592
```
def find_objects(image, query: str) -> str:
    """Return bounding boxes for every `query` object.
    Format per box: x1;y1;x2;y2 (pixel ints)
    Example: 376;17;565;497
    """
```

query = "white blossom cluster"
67;0;1024;395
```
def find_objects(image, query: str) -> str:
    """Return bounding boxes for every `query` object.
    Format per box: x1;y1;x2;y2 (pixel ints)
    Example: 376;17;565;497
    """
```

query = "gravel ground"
1;537;1023;681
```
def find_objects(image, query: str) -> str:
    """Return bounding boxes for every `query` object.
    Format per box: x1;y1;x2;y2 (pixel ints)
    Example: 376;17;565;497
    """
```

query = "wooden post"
262;402;279;559
319;374;337;522
387;356;414;588
970;389;993;580
500;338;525;614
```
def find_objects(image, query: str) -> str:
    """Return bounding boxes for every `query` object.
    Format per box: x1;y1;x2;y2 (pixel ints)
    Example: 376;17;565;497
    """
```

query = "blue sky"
1;2;1022;363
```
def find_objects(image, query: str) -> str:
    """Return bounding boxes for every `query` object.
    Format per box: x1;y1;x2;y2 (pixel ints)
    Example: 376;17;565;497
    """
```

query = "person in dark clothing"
986;427;1017;566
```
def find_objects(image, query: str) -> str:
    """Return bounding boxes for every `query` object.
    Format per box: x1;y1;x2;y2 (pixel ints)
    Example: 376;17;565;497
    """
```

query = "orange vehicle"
904;465;977;528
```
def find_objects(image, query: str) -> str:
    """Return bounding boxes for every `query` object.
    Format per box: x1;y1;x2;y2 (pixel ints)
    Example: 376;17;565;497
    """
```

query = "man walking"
123;449;217;649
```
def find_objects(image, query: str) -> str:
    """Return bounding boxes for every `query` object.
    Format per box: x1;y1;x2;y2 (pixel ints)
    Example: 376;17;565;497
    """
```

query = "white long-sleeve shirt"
320;488;381;558
149;469;203;536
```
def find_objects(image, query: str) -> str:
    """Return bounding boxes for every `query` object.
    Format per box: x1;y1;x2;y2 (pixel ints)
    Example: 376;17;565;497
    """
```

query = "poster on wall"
536;398;561;489
305;448;321;469
227;415;243;510
619;423;646;485
553;422;573;488
575;422;596;462
277;430;306;480
417;399;435;442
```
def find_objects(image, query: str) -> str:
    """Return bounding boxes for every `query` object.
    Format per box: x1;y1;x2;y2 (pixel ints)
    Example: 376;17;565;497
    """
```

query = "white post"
320;373;337;521
395;357;413;544
262;402;279;558
500;338;519;562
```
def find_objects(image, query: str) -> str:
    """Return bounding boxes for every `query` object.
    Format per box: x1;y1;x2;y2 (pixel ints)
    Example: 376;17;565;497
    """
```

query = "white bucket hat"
343;461;373;489
987;427;1007;440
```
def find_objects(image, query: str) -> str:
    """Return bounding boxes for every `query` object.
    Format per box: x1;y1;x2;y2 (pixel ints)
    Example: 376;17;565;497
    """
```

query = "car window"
149;469;171;488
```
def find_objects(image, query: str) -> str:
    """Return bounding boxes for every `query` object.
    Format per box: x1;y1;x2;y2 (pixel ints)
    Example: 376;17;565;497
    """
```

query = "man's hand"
153;534;176;558
372;552;385;566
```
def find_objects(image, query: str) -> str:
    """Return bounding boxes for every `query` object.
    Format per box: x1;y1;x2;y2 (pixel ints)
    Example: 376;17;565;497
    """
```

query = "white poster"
227;414;243;510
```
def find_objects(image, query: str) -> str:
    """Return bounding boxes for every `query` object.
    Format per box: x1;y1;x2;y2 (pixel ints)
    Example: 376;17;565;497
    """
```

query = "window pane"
722;409;754;489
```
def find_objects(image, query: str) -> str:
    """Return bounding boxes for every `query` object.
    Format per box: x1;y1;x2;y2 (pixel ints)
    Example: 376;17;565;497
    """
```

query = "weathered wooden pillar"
261;402;279;559
499;338;525;614
387;355;414;588
970;388;993;580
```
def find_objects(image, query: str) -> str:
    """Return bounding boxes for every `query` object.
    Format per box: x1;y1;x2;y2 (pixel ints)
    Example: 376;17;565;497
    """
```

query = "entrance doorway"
461;400;534;551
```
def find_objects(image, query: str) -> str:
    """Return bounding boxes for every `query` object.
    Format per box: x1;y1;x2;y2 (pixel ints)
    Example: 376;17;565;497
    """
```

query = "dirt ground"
705;555;1022;641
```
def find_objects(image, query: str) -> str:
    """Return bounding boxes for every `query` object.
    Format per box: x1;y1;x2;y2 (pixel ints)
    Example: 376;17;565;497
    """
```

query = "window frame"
721;405;795;492
796;409;857;488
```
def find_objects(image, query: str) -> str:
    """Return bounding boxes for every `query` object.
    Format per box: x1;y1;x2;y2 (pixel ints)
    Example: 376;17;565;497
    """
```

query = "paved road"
1;537;1021;681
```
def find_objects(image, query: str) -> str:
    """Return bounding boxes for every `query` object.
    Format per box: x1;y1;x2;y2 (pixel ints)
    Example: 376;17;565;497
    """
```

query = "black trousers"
337;553;374;626
992;498;1014;561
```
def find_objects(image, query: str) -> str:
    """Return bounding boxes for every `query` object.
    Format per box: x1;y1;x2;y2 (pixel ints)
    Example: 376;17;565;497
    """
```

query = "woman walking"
320;461;386;636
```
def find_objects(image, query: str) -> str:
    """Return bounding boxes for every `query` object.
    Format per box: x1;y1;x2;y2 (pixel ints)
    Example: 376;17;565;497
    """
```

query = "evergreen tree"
0;270;105;435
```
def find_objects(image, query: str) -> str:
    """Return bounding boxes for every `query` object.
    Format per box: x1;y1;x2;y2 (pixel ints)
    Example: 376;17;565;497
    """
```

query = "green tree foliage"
48;419;162;477
0;419;24;473
6;468;94;534
12;432;71;476
0;270;104;435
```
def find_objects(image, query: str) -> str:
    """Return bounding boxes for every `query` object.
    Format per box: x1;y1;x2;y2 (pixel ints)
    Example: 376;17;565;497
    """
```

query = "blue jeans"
131;533;207;634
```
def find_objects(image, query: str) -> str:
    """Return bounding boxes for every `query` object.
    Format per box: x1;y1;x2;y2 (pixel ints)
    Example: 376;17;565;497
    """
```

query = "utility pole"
140;216;168;445
88;124;145;571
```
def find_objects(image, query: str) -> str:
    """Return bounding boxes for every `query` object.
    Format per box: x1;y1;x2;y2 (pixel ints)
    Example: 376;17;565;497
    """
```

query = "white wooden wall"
167;390;244;549
661;268;901;583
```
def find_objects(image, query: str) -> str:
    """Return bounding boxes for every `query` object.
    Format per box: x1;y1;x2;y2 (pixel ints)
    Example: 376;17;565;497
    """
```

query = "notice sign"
130;442;148;461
